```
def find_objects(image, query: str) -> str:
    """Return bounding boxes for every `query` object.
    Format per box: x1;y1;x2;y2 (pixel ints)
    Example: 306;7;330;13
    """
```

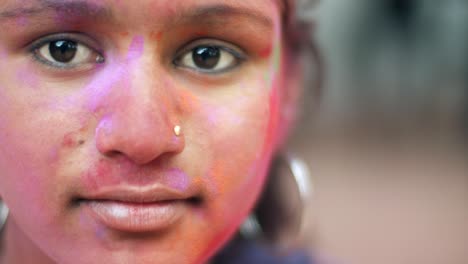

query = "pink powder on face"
160;168;191;192
84;61;131;112
0;47;7;60
16;65;39;90
261;59;285;157
15;15;29;27
62;132;77;148
81;156;192;193
82;158;120;191
264;86;279;150
94;116;113;141
126;36;145;61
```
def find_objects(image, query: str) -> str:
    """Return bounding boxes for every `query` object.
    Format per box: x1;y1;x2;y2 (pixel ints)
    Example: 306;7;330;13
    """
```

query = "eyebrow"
174;4;274;29
0;1;274;31
0;0;113;22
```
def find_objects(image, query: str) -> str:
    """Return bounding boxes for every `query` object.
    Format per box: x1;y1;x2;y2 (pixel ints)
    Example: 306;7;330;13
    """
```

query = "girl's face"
0;0;297;263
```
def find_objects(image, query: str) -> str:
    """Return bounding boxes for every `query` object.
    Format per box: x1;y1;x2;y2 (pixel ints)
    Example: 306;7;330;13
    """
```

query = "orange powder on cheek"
176;89;201;114
205;160;228;196
150;31;164;41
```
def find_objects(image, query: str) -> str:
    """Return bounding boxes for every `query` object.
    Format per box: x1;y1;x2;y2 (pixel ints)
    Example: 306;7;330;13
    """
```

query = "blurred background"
290;0;468;263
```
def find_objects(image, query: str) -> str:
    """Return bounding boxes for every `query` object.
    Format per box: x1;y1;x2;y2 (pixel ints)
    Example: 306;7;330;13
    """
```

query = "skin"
0;0;301;263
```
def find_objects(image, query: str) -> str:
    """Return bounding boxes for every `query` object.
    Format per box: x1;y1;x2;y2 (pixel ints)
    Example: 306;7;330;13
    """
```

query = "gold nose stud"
174;125;182;137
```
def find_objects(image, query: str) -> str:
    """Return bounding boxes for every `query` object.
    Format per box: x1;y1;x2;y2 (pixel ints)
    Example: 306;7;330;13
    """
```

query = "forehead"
0;0;284;26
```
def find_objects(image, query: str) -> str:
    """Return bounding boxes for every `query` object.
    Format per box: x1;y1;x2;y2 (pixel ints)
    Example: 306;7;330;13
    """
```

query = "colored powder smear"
126;36;145;61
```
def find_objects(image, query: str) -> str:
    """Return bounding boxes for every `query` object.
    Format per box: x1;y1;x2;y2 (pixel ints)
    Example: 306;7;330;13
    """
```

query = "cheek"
194;78;281;222
0;119;57;232
0;78;85;217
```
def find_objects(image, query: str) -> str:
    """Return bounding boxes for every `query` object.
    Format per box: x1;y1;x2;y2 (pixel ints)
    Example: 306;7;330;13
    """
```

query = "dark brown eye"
192;46;221;69
175;41;241;74
49;40;78;63
33;36;104;69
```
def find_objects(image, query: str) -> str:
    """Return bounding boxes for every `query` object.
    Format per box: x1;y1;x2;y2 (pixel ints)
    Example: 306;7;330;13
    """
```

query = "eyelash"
28;34;104;70
173;39;247;74
27;34;247;74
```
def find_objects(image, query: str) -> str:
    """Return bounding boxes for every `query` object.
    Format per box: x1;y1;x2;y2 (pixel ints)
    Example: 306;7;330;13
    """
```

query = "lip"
79;186;196;232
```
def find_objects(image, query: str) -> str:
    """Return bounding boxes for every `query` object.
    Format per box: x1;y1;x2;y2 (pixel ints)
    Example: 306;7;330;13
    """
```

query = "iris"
192;46;221;69
49;40;78;63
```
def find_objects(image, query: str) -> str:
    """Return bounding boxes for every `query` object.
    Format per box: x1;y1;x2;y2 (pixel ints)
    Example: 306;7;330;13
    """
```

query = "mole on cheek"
62;132;85;148
62;133;75;147
62;125;89;148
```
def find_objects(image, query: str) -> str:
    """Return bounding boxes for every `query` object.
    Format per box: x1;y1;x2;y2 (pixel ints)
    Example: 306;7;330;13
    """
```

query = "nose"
93;53;184;165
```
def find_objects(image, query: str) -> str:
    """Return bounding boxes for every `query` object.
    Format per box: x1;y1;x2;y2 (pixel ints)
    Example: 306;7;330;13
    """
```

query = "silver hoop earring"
240;152;313;245
282;152;313;206
0;201;9;232
239;214;263;240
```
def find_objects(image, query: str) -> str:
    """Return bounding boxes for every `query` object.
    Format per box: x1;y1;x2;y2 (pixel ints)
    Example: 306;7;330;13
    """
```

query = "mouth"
75;187;202;233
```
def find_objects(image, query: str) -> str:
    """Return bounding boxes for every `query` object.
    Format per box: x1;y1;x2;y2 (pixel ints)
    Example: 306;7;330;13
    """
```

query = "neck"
0;219;55;264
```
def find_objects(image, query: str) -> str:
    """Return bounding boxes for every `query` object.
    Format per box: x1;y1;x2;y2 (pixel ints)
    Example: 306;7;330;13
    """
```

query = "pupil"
193;46;220;69
49;40;77;63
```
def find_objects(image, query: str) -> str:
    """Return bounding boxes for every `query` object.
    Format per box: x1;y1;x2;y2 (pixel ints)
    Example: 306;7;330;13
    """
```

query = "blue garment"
211;237;314;264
